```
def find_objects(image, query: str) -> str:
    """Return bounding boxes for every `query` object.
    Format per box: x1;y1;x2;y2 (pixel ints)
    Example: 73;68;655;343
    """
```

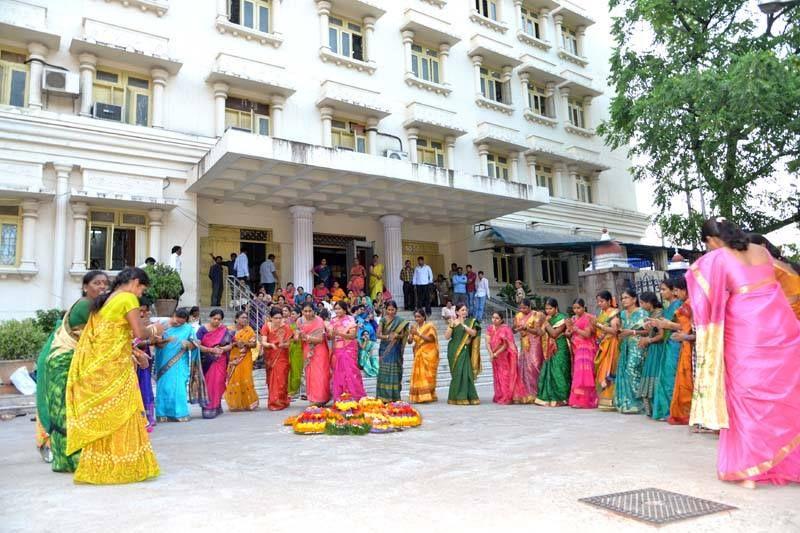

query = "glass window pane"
243;1;254;28
411;55;419;77
127;77;149;89
122;213;147;226
421;59;429;81
258;117;269;135
489;2;497;20
9;70;26;108
96;70;118;83
0;223;17;265
89;226;108;270
135;93;149;126
329;28;338;53
111;228;136;270
352;34;363;61
259;5;269;32
432;61;439;84
342;33;351;57
356;137;366;153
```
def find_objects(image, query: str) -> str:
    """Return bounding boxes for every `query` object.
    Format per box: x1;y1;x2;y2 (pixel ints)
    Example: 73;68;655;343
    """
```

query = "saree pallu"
594;309;620;411
301;317;331;405
409;322;440;403
652;300;682;420
197;325;233;418
37;299;90;472
263;323;292;410
668;302;694;425
155;323;196;421
614;308;649;414
377;317;409;402
535;313;572;406
135;344;156;430
487;324;520;405
224;326;259;411
288;323;304;396
447;319;481;405
359;340;379;377
66;292;159;484
568;313;598;409
687;249;800;484
639;309;664;417
369;263;384;300
331;315;366;401
514;311;543;403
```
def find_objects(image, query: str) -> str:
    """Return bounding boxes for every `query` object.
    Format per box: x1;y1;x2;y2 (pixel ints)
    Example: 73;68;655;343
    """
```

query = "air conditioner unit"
384;149;409;161
42;67;79;95
93;102;123;122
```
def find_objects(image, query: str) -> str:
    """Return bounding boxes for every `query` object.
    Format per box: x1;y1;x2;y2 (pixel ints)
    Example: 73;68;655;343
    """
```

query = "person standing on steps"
474;270;490;321
452;267;467;307
413;256;434;316
465;265;477;317
400;259;415;311
260;253;278;296
208;256;224;307
233;247;250;291
169;245;185;302
369;255;384;301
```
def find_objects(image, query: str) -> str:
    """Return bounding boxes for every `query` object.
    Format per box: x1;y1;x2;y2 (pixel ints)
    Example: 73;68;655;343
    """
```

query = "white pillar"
363;16;375;62
271;0;281;33
406;127;419;164
317;1;331;50
576;25;586;56
501;66;513;105
78;53;97;117
320;106;333;147
582;96;593;129
509;152;520;183
526;155;537;187
366;116;378;156
560;87;571;124
69;202;88;272
380;215;404;308
438;43;450;84
402;30;414;75
445;136;456;170
271;95;285;137
471;55;483;96
539;9;549;41
478;144;489;176
289;205;315;292
27;42;47;110
216;0;227;17
148;208;164;261
554;14;564;49
545;82;556;118
150;68;168;129
520;72;530;111
19;199;39;271
52;164;72;308
213;82;229;137
513;0;523;32
567;165;579;200
554;163;566;198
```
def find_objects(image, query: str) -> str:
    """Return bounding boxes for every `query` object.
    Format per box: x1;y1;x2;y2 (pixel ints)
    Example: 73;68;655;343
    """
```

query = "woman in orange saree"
296;302;331;406
511;299;542;404
262;307;292;410
593;291;620;411
224;311;258;411
408;309;440;403
348;258;367;294
749;233;800;320
688;218;800;486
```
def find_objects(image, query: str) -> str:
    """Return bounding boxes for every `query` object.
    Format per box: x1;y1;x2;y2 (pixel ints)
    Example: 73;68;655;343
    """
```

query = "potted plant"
144;263;183;317
0;318;48;394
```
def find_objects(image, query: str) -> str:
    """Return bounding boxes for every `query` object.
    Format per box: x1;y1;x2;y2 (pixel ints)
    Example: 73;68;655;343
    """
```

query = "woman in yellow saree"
224;310;259;411
408;309;440;403
66;267;160;484
594;290;620;411
369;254;384;301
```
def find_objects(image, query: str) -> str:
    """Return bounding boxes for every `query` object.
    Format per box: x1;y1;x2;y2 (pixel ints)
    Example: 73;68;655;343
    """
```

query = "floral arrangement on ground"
284;394;422;435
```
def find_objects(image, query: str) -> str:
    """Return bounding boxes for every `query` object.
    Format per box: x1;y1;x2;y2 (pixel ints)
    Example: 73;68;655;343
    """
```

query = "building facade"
0;0;648;318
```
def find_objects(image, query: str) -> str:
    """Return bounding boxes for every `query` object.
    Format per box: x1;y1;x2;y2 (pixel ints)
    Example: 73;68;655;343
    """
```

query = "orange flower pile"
284;396;423;435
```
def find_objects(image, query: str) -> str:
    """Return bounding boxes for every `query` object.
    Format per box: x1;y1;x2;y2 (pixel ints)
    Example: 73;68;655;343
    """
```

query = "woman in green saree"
376;300;409;402
535;298;571;406
35;270;108;471
637;291;663;417
615;288;650;414
286;307;304;398
445;303;481;405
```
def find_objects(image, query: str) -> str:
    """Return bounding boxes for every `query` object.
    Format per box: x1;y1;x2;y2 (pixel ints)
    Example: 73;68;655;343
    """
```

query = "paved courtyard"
1;382;798;533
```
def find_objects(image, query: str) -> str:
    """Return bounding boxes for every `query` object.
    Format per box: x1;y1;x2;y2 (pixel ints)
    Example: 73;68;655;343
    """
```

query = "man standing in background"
169;245;185;301
412;256;433;316
452;267;467;307
474;270;490;321
260;253;278;295
400;259;414;310
465;264;476;316
209;255;224;306
234;247;250;290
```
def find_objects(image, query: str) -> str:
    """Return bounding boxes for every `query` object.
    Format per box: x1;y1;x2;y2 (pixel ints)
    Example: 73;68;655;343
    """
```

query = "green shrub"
144;263;183;300
34;308;65;334
497;282;545;309
0;319;48;360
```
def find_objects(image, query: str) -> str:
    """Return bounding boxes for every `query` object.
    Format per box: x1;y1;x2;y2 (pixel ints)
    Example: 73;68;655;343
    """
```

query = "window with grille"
225;96;270;136
93;69;151;126
492;249;525;284
541;253;570;285
331;119;367;153
487;153;509;180
228;0;271;33
329;16;364;61
568;99;585;128
475;0;499;20
536;164;554;196
416;137;445;168
520;7;540;38
0;204;20;266
480;67;509;104
411;44;440;84
562;26;578;55
528;84;548;116
0;49;28;108
88;210;148;270
576;176;593;203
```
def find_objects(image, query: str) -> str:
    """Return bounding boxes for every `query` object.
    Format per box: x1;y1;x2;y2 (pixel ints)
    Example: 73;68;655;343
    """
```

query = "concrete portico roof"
188;130;549;224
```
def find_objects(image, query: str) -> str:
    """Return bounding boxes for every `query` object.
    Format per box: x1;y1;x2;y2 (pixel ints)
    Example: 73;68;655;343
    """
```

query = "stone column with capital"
78;53;97;117
519;72;531;112
27;42;48;110
213;82;229;137
406;127;419;164
271;95;285;137
445;136;456;170
366;116;378;156
501;66;513;105
70;202;89;272
150;68;168;128
554;15;564;49
380;215;404;308
402;31;414;75
545;82;556;118
567;165;579;200
471;55;483;96
513;0;523;32
148;208;164;261
582;96;593;129
560;87;571;125
19;199;40;271
363;16;376;62
509;152;520;182
576;25;586;56
290;205;315;292
52;164;72;307
477;144;489;176
320;106;333;147
539;9;549;41
438;43;450;83
554;163;566;199
526;155;538;188
271;0;281;34
316;1;332;51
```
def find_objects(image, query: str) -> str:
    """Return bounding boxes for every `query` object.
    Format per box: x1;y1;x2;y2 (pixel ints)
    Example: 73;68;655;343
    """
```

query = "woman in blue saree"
651;280;682;420
615;289;649;414
376;300;409;402
154;308;197;422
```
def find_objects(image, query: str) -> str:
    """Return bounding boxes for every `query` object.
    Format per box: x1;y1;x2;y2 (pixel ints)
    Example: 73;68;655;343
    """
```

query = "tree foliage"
599;0;800;247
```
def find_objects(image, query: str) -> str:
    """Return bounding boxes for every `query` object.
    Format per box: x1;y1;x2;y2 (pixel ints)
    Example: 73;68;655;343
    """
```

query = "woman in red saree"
296;302;331;406
688;217;800;487
196;309;234;419
328;301;366;400
566;298;598;408
486;312;524;405
261;307;291;410
348;257;367;294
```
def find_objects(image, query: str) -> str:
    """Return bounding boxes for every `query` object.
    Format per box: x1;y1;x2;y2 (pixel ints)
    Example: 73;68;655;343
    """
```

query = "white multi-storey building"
0;0;649;317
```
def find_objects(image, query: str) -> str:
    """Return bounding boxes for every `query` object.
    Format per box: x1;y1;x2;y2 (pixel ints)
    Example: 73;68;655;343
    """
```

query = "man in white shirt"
474;270;490;320
259;253;278;295
412;256;434;315
233;247;250;290
168;245;184;301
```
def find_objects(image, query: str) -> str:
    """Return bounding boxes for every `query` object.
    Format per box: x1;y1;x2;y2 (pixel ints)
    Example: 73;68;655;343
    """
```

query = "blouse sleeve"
68;298;92;328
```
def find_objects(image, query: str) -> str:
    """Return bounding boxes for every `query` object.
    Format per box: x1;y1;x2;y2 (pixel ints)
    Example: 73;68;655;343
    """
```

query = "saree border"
718;432;800;481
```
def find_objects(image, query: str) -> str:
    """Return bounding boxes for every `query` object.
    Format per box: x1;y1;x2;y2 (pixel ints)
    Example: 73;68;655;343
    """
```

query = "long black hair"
701;217;749;251
91;267;149;312
639;291;661;309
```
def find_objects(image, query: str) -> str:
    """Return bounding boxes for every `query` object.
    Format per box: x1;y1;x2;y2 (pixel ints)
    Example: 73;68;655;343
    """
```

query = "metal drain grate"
579;488;737;525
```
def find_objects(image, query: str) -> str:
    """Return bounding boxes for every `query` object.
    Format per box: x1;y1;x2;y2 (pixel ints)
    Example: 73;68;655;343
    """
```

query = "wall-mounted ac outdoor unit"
93;102;123;122
384;149;409;161
42;67;79;95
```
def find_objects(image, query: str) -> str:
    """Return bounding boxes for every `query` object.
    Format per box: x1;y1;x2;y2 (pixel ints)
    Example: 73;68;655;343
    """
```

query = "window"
487;153;509;180
225;96;270;136
528;84;548;116
329;16;364;61
535;164;554;196
475;0;499;20
228;0;271;33
88;210;148;271
492;247;525;284
416;136;445;168
568;99;585;128
541;253;569;285
411;44;440;84
93;69;151;126
576;176;593;203
562;26;578;55
0;49;28;108
480;67;509;104
520;7;540;38
331;119;367;153
0;204;20;266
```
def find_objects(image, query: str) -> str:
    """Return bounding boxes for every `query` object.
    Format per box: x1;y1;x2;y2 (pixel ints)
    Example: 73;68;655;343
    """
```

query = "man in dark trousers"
208;255;224;306
400;259;414;310
412;256;434;316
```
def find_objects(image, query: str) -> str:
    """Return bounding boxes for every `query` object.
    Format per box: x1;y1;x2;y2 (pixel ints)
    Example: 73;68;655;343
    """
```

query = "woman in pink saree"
486;312;524;405
688;217;800;487
512;299;543;404
296;302;331;406
328;301;366;400
196;309;234;419
566;298;599;409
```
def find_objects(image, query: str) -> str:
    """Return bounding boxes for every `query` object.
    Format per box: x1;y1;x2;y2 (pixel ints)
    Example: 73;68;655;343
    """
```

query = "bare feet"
738;480;756;489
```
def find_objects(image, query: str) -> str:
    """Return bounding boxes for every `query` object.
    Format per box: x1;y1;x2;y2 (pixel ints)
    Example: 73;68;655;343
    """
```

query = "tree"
599;0;800;247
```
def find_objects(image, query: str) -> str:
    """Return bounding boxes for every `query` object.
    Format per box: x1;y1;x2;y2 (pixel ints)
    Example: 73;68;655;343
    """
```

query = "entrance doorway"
313;246;347;288
241;241;266;292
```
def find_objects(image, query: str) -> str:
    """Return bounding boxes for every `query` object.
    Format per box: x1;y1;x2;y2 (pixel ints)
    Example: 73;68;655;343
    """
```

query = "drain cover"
579;488;736;525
